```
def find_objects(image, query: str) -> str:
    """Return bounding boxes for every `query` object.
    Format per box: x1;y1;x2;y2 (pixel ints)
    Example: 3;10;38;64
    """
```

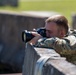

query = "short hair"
45;15;69;34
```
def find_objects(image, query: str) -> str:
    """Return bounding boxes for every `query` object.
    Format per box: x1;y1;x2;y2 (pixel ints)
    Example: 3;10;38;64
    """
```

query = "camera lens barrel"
22;28;46;42
22;30;35;42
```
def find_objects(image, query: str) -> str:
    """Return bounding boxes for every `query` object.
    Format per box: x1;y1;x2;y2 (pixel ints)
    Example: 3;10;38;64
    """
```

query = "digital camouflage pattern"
35;29;76;54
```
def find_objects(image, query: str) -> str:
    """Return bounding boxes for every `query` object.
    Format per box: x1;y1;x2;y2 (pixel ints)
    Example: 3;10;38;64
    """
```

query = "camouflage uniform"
35;30;76;54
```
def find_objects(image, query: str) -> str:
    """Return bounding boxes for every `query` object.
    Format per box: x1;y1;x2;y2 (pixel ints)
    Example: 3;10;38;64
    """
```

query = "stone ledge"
0;10;59;18
23;43;76;75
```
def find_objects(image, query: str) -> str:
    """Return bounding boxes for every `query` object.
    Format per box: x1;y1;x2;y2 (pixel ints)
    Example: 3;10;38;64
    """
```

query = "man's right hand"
28;32;42;45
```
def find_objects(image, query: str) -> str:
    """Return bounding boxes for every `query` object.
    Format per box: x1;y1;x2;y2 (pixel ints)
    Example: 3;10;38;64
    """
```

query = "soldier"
28;15;76;54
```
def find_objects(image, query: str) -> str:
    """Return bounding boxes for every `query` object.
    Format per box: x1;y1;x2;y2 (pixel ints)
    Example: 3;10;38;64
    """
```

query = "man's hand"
28;32;42;45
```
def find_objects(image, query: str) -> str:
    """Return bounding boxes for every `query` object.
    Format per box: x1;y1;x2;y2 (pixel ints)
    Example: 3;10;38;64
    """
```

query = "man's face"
45;22;60;38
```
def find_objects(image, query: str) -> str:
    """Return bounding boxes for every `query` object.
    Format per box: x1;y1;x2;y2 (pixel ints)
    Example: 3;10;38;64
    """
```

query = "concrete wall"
0;11;50;72
0;11;58;73
23;43;76;75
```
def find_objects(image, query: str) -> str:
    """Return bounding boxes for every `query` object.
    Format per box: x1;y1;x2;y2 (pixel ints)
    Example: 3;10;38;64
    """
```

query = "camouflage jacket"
35;29;76;53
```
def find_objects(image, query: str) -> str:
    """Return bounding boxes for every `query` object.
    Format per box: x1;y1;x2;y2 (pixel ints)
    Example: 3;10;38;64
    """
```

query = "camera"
22;28;46;42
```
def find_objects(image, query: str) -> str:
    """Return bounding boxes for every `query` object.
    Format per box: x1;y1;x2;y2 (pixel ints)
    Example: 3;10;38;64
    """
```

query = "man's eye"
46;30;52;33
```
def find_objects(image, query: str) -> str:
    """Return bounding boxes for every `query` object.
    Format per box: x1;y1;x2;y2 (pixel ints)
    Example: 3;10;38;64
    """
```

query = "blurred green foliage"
0;0;76;24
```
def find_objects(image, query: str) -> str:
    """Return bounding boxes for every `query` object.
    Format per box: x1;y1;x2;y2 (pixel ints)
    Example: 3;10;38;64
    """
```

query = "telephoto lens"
22;30;35;43
22;27;46;43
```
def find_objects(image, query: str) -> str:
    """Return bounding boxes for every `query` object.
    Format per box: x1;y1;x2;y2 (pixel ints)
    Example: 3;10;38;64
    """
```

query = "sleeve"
35;35;76;51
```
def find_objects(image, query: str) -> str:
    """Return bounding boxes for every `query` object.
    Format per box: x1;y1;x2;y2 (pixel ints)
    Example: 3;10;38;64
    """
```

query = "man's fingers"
31;32;40;36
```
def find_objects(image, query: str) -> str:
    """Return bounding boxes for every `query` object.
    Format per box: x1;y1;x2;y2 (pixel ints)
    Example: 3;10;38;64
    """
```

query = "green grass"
0;0;76;24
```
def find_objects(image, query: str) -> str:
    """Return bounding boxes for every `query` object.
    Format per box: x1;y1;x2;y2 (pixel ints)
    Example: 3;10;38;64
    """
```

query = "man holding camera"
28;15;76;53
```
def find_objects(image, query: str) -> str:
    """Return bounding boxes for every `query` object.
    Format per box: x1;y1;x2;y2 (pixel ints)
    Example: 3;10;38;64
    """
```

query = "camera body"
22;28;46;42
